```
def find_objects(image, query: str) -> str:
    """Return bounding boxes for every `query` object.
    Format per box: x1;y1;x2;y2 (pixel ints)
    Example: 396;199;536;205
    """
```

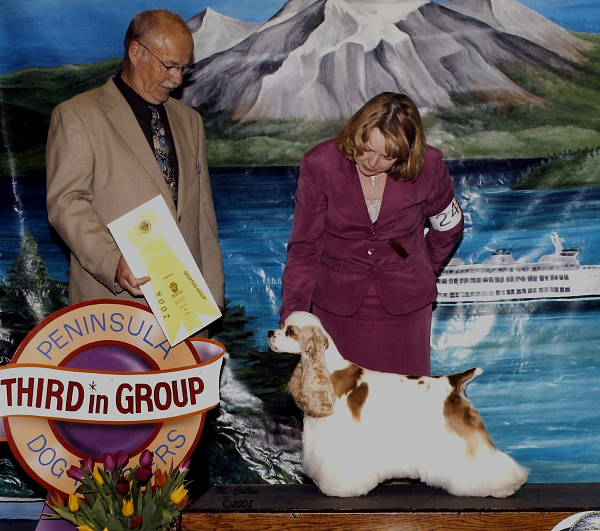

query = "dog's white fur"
268;311;529;498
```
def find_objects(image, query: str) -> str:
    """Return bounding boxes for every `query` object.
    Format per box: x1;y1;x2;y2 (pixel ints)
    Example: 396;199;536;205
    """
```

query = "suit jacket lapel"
338;155;374;225
103;79;177;213
164;101;190;215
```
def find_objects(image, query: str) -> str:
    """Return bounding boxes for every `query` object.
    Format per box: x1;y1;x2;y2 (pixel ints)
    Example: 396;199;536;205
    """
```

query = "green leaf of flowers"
139;498;157;531
91;497;109;529
160;508;179;529
107;511;128;531
44;504;78;524
77;498;104;531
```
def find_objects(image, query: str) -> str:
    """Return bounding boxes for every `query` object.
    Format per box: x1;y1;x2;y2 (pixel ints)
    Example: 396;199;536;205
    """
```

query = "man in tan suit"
46;10;224;315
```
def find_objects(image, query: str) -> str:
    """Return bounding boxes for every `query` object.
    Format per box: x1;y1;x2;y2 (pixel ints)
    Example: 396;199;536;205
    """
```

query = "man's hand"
116;256;151;297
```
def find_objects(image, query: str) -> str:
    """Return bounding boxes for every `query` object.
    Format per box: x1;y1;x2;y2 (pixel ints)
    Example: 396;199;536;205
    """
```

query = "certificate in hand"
108;195;221;346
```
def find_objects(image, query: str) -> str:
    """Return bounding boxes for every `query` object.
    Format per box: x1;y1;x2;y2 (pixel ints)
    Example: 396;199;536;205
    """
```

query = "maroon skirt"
312;285;432;376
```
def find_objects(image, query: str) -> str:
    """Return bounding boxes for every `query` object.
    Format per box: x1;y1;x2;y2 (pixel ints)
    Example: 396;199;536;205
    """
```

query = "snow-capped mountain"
187;8;261;63
442;0;592;63
181;0;593;121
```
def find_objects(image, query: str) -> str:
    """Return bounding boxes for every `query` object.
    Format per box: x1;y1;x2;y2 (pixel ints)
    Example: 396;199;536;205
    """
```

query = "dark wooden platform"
184;482;600;530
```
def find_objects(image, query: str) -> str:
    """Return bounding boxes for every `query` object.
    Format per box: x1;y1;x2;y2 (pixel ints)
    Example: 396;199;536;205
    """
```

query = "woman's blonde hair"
336;93;427;182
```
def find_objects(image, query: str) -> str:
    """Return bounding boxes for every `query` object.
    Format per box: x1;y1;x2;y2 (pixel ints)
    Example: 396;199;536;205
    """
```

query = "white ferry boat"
436;233;600;304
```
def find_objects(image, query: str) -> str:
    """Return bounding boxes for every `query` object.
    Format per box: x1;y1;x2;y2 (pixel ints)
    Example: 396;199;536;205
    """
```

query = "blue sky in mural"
0;0;597;74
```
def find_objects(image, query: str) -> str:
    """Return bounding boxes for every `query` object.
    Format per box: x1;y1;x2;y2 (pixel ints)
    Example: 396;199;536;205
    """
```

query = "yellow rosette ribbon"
126;208;220;340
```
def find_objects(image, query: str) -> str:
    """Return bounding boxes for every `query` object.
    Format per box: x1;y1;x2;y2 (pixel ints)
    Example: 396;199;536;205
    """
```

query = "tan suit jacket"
46;78;224;307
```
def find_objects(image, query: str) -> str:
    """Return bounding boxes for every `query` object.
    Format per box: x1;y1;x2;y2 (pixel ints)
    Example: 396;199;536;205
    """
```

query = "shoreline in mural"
1;1;600;175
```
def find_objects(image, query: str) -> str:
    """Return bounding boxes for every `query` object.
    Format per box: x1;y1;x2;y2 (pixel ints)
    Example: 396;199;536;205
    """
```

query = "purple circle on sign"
53;344;158;459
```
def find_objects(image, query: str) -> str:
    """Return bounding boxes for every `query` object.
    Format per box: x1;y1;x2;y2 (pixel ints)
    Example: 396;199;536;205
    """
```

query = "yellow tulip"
93;467;105;485
76;526;95;531
122;498;135;517
68;492;80;512
170;484;188;505
176;492;189;510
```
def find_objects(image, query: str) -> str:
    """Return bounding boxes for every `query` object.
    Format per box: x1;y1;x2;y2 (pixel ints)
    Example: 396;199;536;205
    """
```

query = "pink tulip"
103;452;116;472
116;475;130;495
116;450;129;469
66;465;85;482
135;464;152;485
176;457;191;472
139;449;153;467
80;456;94;475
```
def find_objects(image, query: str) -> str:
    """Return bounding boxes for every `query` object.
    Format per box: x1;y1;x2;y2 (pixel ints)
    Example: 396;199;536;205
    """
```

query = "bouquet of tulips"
45;450;190;531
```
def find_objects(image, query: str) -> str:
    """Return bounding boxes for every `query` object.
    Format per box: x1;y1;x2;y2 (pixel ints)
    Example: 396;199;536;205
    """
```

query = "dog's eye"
286;328;296;337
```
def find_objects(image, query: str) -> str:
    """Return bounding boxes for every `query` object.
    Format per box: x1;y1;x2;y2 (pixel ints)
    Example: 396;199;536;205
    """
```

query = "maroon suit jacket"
280;139;463;319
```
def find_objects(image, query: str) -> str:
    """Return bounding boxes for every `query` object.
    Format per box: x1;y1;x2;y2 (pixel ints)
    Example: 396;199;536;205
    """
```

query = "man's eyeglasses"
138;42;194;75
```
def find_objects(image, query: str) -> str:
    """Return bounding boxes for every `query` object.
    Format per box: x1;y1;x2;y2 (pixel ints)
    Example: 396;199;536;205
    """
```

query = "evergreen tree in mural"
0;229;67;361
2;229;66;321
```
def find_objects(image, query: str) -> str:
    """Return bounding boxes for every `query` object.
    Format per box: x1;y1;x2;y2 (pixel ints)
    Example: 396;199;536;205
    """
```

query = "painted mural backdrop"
0;0;599;500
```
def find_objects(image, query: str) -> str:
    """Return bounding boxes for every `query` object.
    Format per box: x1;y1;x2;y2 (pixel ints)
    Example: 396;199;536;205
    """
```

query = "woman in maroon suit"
280;93;464;375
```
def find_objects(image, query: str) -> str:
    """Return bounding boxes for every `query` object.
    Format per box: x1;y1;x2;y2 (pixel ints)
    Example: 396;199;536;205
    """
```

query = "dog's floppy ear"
288;326;334;418
302;325;329;356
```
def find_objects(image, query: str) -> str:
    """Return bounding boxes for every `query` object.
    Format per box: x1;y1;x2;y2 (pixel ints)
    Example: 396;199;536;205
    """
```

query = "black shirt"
113;71;179;182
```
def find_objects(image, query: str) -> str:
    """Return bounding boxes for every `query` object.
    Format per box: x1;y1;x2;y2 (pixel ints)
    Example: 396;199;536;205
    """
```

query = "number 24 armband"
429;197;462;232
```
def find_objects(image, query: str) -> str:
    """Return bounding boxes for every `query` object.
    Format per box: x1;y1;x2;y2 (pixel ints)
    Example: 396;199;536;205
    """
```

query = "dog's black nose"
268;330;274;338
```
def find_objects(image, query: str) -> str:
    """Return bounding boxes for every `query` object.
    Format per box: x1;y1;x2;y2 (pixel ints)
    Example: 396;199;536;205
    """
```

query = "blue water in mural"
2;160;600;483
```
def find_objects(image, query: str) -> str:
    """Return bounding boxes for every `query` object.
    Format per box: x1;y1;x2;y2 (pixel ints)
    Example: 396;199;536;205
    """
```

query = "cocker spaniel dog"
268;311;529;498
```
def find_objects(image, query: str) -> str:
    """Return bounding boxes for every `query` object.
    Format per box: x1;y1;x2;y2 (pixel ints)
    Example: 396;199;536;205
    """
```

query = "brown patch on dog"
347;382;369;421
331;365;368;421
331;365;362;397
444;368;496;458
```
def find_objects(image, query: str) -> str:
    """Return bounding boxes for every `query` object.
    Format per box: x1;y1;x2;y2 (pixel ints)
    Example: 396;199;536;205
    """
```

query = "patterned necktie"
149;105;177;205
